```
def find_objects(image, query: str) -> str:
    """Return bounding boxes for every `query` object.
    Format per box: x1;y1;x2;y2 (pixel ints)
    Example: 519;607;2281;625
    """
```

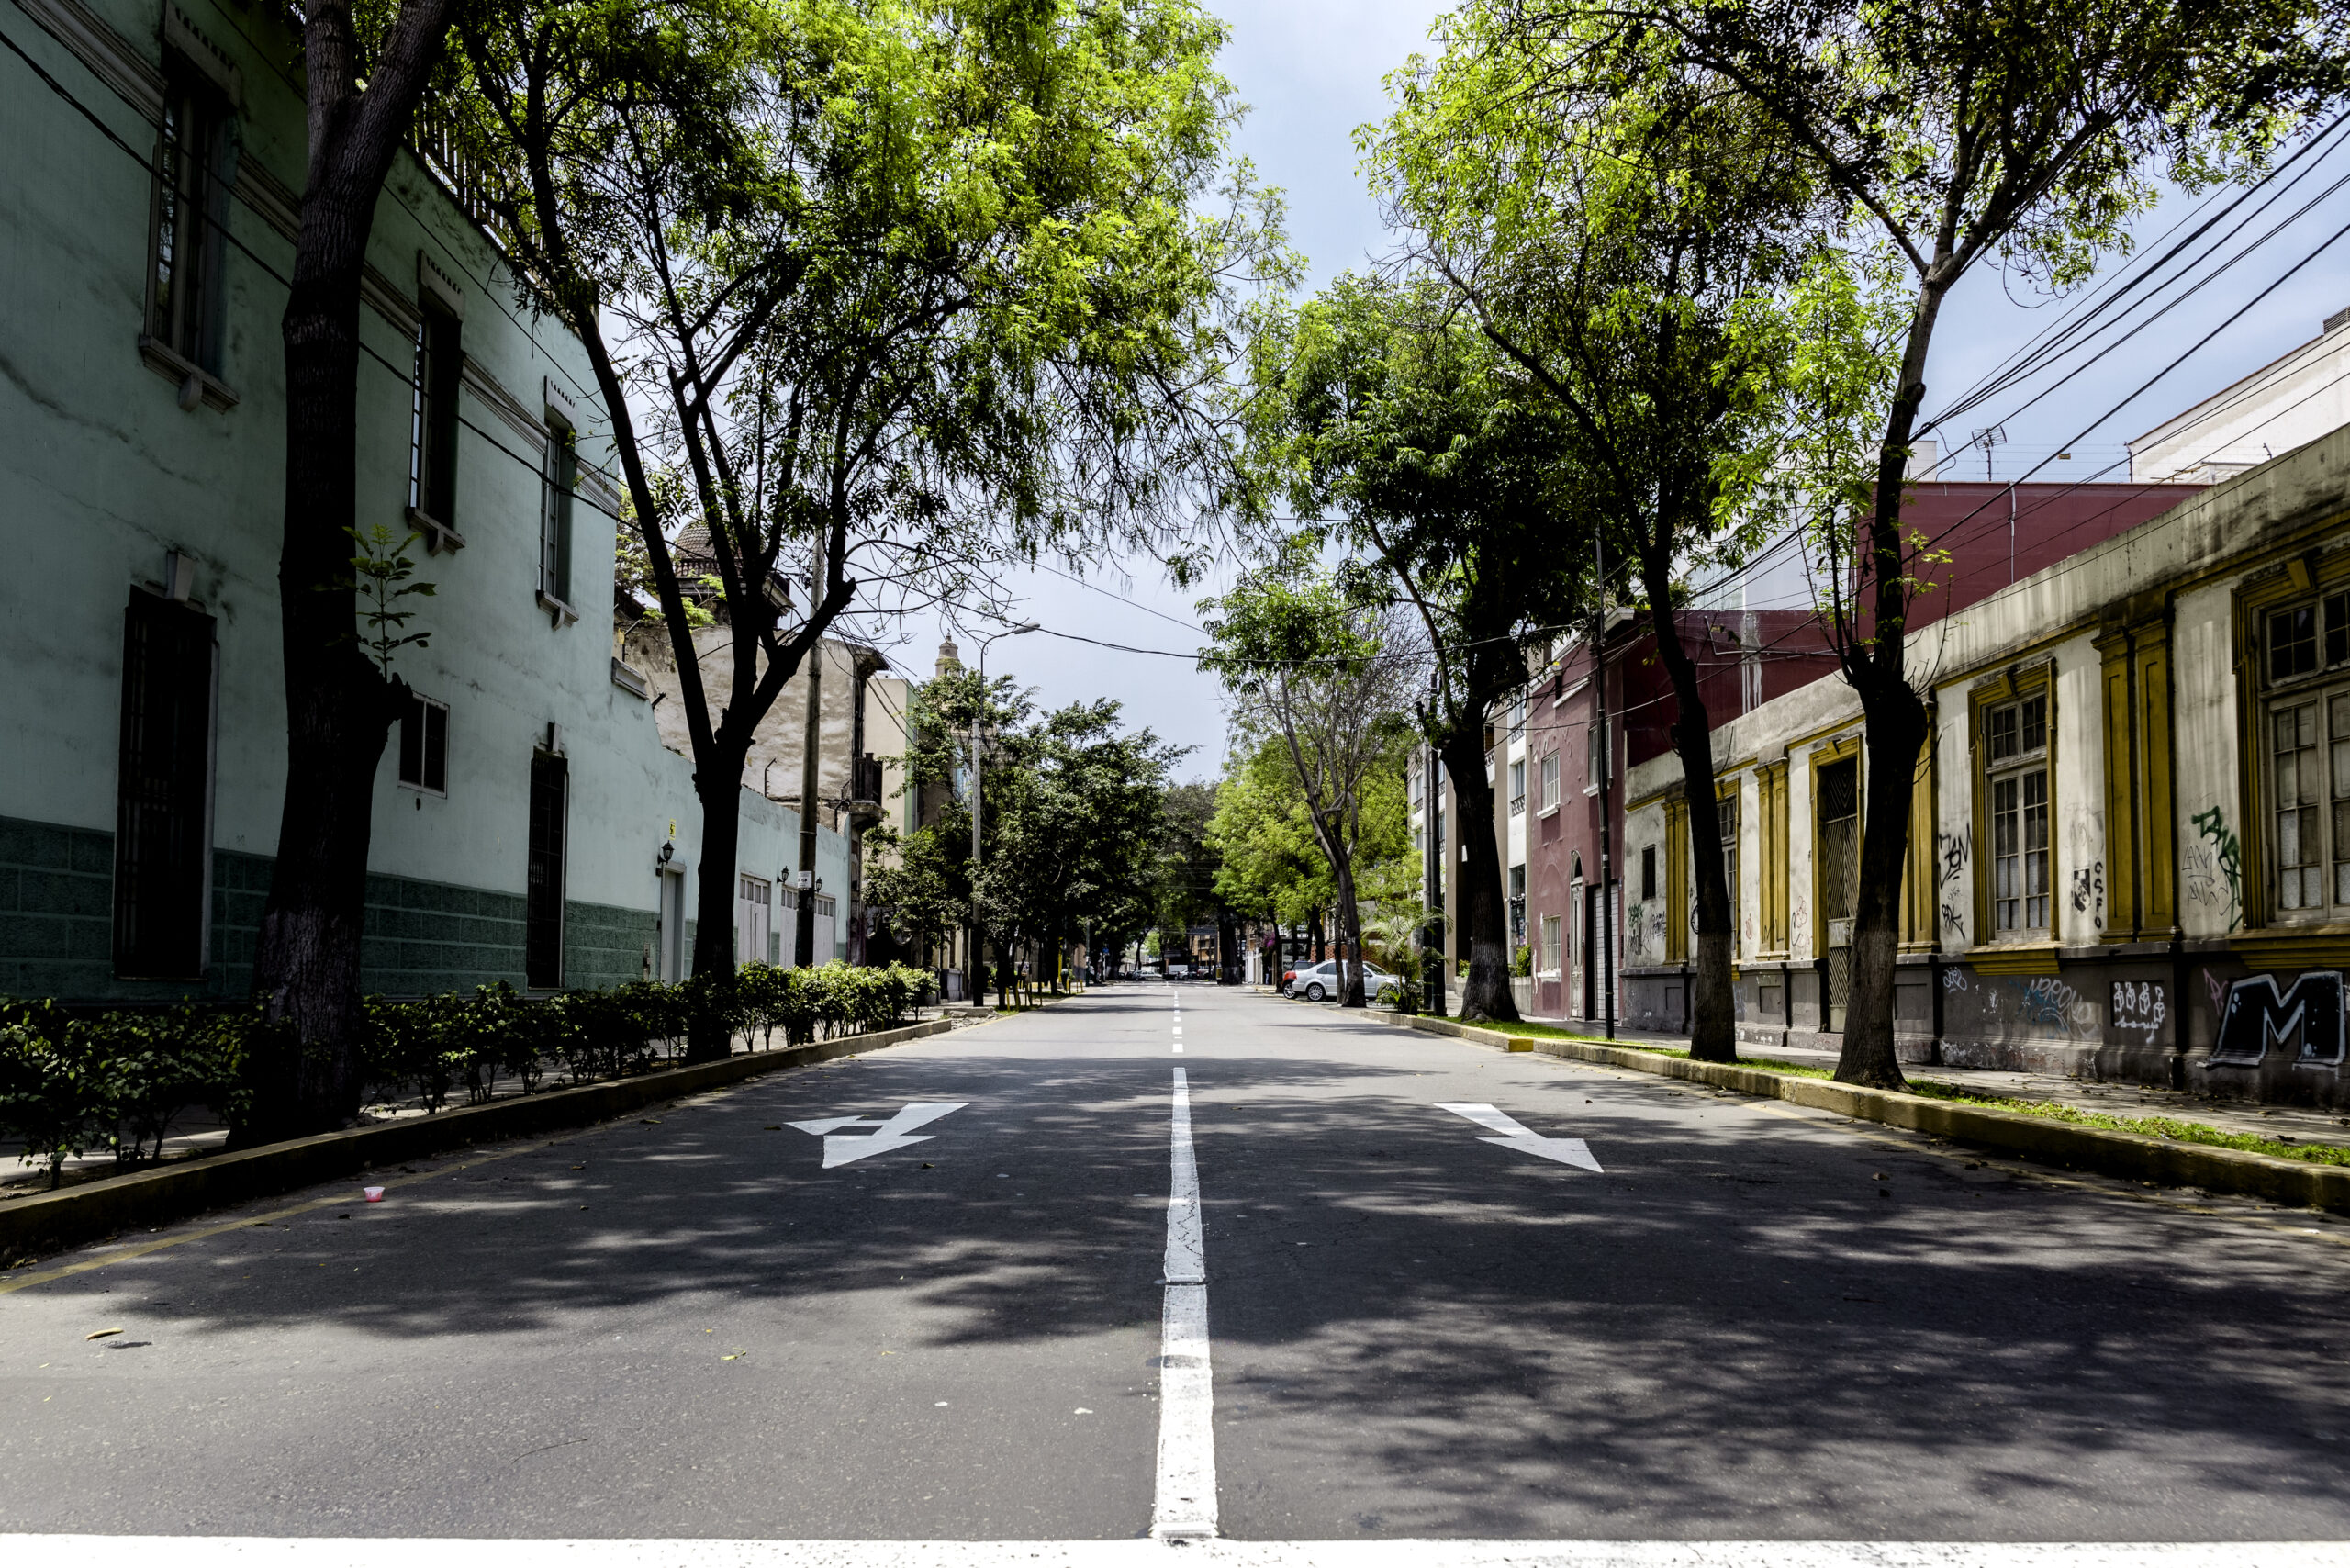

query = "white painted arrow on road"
788;1103;968;1168
1436;1103;1603;1171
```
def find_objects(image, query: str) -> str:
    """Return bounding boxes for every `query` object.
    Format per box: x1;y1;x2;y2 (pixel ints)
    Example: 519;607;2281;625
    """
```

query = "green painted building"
0;0;849;1005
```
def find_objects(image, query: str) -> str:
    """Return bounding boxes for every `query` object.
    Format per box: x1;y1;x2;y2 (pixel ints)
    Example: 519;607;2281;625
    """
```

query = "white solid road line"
5;1539;2341;1567
1153;1066;1217;1541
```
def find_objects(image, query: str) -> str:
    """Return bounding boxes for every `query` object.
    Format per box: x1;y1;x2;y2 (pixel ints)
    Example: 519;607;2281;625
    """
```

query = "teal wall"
0;0;852;1008
0;812;662;1002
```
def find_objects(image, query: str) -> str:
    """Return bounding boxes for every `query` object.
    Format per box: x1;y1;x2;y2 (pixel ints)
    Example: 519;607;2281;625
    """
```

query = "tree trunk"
684;744;748;1060
1331;846;1368;1007
1637;554;1737;1064
1833;278;1946;1088
1439;729;1518;1024
1836;685;1928;1087
243;4;454;1144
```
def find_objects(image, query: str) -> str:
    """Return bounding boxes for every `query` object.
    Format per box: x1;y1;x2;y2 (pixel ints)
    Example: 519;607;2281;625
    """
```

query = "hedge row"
0;962;934;1188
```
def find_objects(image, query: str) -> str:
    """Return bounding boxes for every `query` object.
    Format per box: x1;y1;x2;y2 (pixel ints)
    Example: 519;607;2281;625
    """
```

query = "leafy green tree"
1154;781;1227;980
1372;25;1832;1060
1237;274;1593;1021
1206;736;1332;937
1202;555;1420;1005
861;824;967;972
1488;0;2344;1084
981;702;1182;997
874;668;1174;1001
874;666;1022;997
446;0;1274;1053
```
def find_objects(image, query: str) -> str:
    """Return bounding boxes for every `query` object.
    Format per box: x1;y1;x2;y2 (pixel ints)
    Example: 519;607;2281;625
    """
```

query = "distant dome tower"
935;638;963;676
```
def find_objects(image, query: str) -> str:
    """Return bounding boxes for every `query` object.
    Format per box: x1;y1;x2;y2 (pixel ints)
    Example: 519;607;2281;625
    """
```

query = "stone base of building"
1613;946;2350;1112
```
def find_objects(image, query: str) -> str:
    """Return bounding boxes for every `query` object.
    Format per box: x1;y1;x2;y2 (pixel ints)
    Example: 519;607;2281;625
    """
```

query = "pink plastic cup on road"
362;1187;386;1202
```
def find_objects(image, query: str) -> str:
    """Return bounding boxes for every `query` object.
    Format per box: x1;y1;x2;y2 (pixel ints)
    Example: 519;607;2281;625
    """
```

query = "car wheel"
1306;982;1326;1002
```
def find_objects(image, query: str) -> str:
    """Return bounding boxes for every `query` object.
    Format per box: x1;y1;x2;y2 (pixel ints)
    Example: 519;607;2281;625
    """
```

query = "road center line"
1152;1066;1215;1541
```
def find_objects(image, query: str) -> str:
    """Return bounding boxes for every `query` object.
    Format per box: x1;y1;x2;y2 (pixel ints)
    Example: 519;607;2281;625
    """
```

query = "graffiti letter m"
2210;971;2347;1070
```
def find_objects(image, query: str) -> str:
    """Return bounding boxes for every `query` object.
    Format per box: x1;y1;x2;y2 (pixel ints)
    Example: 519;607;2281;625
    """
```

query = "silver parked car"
1284;958;1397;1002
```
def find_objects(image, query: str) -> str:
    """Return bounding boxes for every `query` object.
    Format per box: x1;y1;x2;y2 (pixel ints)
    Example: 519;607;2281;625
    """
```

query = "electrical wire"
1930;153;2350;447
1927;114;2350;434
1022;558;1206;633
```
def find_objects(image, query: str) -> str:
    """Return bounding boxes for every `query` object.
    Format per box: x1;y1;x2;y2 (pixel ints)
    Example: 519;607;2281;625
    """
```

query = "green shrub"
0;999;93;1187
738;963;815;1047
0;1000;253;1185
2;961;933;1182
73;1006;239;1163
558;987;655;1081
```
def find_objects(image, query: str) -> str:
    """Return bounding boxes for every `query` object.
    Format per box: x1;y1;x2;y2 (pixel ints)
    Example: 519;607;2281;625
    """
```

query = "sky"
878;0;2350;782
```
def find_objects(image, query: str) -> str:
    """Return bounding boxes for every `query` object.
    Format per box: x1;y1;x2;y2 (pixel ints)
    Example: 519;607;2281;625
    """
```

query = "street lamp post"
966;621;1038;1005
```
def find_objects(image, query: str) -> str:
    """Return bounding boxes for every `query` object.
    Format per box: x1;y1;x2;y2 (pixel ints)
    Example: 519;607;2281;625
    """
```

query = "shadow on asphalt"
33;987;2350;1539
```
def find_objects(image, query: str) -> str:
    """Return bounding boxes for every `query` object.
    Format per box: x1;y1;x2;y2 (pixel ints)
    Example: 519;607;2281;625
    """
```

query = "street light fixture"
966;621;1039;1003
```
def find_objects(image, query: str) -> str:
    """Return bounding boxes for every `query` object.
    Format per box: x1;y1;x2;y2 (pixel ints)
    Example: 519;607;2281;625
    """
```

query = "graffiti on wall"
1998;975;2097;1037
2207;970;2346;1069
2110;980;2165;1045
1942;965;1972;992
1935;831;1969;940
2068;863;2107;925
2186;807;2244;932
1628;902;1649;961
2067;813;2106;932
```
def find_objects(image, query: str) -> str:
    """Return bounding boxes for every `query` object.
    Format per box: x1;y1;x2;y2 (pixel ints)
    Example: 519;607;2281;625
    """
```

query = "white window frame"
1986;691;2051;935
2261;589;2350;922
397;691;449;796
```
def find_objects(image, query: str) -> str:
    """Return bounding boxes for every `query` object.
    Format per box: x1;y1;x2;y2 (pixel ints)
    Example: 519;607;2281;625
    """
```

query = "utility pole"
1595;534;1617;1041
1421;675;1446;1015
793;539;824;969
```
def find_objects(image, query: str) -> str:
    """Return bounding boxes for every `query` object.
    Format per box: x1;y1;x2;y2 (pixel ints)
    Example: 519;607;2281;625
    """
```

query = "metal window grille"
114;594;214;978
526;753;567;988
1818;757;1858;924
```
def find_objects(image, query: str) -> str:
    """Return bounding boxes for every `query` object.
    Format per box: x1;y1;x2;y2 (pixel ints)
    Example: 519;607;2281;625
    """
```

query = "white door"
656;868;687;982
736;874;771;969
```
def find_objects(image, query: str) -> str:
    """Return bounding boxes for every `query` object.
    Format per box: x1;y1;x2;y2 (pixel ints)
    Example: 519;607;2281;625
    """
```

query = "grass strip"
1464;1019;1841;1079
1900;1080;2350;1167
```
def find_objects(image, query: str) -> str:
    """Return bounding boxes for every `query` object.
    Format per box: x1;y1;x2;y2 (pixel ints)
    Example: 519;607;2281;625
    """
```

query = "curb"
1401;1014;2350;1215
0;1017;956;1261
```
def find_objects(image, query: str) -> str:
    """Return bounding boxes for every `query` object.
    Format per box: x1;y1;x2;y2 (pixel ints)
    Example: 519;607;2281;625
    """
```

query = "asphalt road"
5;981;2350;1550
